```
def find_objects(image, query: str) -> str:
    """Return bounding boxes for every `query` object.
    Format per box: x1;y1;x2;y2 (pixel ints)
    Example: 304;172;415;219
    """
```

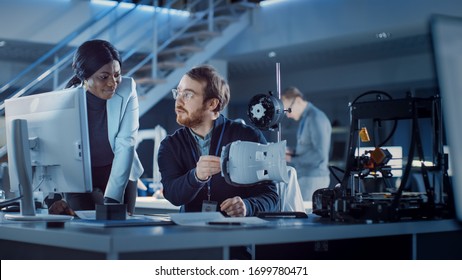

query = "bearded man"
158;65;278;217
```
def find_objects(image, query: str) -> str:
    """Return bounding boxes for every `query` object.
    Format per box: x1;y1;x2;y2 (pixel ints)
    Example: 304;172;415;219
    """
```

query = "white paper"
169;212;269;227
74;210;171;224
74;210;97;220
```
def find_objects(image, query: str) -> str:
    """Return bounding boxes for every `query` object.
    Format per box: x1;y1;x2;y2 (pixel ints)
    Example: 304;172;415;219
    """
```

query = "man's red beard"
176;104;206;128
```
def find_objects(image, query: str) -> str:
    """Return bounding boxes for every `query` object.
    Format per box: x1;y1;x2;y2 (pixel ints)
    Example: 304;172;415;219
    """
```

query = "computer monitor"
4;87;92;221
432;15;462;222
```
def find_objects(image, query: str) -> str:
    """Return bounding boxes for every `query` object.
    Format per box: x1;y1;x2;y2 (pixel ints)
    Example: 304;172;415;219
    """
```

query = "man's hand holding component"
195;155;221;181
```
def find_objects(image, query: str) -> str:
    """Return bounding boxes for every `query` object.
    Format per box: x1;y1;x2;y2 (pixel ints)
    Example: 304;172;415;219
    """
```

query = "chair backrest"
135;125;167;183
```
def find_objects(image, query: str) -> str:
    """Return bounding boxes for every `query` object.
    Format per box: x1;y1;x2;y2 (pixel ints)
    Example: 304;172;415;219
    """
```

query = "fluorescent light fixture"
260;0;289;7
156;7;190;16
376;32;391;39
411;160;435;167
91;0;189;16
91;0;118;7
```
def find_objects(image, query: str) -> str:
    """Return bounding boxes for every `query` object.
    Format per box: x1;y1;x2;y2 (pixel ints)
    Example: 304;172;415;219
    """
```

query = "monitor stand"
5;119;73;222
4;213;73;221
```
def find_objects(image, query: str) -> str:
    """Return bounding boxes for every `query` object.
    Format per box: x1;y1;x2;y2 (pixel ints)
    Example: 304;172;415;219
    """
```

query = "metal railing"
0;0;255;159
0;0;252;110
0;0;154;113
126;0;224;78
0;1;122;104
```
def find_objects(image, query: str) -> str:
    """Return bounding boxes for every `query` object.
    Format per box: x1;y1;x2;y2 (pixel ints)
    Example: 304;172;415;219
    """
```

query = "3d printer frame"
314;94;453;222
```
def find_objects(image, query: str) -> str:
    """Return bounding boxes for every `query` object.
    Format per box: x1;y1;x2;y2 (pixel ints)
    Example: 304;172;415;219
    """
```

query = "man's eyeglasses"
286;97;297;113
172;89;195;101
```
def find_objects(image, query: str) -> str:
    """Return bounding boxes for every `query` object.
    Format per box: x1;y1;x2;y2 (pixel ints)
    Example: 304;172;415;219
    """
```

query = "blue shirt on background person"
282;86;332;201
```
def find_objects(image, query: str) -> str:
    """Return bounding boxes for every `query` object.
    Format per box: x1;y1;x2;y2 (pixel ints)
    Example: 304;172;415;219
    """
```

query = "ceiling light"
91;0;189;16
0;41;5;47
376;32;391;39
260;0;288;7
268;51;277;58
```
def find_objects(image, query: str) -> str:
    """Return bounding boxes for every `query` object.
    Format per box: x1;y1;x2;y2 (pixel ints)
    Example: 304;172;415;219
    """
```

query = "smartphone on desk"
2;204;21;212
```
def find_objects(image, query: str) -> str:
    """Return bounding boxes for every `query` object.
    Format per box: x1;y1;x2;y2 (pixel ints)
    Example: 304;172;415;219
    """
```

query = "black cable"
392;103;420;210
352;90;397;148
0;195;23;208
0;178;45;209
351;90;393;105
377;119;398;148
329;165;345;184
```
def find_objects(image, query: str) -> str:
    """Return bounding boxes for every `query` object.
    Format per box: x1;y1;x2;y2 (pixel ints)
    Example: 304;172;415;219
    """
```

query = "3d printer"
313;91;453;222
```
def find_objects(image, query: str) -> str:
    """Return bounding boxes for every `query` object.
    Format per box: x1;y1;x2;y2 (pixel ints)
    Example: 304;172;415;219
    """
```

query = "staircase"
134;1;254;115
0;0;257;158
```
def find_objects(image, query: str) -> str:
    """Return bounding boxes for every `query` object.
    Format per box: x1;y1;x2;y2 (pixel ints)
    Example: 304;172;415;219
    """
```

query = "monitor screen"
432;15;462;222
4;87;92;219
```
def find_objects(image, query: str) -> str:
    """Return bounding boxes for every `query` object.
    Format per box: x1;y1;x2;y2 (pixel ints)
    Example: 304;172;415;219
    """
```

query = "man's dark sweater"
158;115;279;216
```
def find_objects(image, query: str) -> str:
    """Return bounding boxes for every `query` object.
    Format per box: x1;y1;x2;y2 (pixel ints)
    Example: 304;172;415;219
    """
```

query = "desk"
134;197;312;214
1;213;462;260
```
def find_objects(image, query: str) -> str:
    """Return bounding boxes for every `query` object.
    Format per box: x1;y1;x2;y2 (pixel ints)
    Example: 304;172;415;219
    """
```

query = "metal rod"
276;62;281;98
276;62;282;142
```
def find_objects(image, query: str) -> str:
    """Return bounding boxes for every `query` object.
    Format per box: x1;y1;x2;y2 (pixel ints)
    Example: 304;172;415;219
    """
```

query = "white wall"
220;0;462;56
3;0;461;55
229;53;435;99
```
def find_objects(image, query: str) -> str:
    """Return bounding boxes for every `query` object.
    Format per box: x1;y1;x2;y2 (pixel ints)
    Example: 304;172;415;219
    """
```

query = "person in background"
281;86;331;201
48;39;143;215
158;64;278;217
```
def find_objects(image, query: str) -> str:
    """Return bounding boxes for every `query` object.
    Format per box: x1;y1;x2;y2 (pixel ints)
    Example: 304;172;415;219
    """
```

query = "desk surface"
134;197;312;214
1;211;462;259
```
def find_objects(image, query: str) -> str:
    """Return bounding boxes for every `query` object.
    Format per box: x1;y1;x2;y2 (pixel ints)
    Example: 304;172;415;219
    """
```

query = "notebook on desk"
72;211;173;227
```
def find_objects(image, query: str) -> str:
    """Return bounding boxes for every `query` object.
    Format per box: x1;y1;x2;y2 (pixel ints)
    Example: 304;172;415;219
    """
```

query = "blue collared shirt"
189;128;212;156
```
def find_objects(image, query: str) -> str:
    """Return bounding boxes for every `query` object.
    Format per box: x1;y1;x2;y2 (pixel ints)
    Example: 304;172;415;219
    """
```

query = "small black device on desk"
1;201;42;212
257;211;308;219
